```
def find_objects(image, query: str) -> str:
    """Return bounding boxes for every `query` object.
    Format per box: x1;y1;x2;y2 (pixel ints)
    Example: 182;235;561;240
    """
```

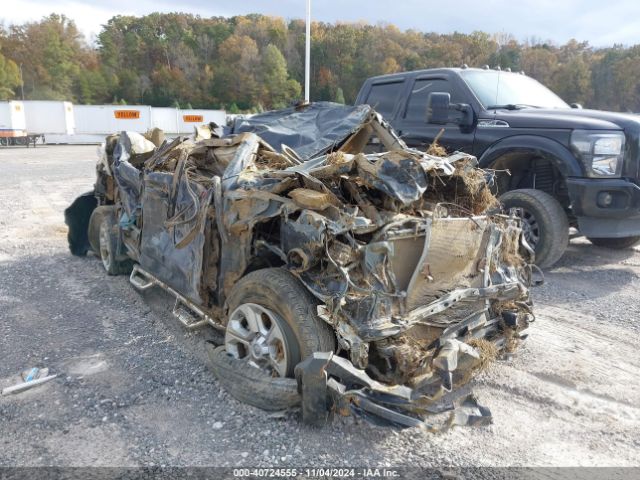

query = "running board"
129;264;223;331
172;298;209;330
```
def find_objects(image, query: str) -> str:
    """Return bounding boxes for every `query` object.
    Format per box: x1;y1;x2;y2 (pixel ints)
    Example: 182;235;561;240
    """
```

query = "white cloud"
2;1;120;40
1;0;224;42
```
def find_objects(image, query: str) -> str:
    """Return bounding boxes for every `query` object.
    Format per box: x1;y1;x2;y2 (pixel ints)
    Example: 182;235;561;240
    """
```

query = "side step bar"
129;264;223;331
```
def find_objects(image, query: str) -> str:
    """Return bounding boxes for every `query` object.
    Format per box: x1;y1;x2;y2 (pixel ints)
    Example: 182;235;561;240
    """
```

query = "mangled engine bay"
71;102;535;428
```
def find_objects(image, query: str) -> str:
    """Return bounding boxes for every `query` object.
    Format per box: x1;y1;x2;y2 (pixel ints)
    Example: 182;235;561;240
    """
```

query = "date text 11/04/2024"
232;468;401;478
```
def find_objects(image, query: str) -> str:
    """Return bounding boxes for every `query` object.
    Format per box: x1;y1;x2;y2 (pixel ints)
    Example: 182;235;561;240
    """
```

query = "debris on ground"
2;367;57;396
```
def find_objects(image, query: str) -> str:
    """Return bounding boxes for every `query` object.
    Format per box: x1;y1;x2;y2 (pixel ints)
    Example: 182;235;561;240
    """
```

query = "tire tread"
207;345;300;411
500;188;569;268
215;267;336;411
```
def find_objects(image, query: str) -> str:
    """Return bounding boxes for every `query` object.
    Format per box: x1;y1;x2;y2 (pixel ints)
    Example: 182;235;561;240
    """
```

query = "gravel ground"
1;145;639;471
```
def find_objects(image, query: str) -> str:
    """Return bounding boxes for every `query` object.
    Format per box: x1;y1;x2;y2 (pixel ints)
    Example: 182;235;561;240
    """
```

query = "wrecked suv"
66;102;535;428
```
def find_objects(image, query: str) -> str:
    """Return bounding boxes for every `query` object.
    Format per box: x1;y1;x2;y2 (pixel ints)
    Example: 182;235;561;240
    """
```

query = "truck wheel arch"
478;135;583;179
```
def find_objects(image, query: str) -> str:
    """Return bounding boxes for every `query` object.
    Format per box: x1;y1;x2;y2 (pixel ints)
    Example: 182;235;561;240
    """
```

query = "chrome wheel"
225;303;291;377
99;221;112;271
519;208;540;249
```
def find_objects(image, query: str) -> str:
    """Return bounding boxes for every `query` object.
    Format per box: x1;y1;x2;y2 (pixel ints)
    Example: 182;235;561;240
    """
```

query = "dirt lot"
1;145;639;470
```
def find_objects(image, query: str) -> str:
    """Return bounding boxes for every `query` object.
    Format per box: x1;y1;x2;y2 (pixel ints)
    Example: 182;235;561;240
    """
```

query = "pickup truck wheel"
500;189;569;268
225;302;300;378
88;206;115;254
207;345;301;411
210;268;335;410
587;236;640;249
98;215;132;275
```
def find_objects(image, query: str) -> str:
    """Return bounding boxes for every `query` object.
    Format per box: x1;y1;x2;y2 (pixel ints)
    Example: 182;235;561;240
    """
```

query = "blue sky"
3;0;640;46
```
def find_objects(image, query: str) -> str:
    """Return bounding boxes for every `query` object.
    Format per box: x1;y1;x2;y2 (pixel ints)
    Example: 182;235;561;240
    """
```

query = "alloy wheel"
225;303;291;377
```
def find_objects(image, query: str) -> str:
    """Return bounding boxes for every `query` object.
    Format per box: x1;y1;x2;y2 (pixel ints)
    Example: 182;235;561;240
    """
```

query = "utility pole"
19;63;25;100
304;0;311;103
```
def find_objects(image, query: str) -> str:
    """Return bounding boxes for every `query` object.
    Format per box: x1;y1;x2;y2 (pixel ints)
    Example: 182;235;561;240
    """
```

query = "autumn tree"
3;12;640;112
212;34;260;109
611;51;640;112
520;46;558;86
2;14;88;100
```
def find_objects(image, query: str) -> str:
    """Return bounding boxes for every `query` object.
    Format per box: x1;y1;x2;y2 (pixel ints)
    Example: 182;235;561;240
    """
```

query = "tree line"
1;13;640;112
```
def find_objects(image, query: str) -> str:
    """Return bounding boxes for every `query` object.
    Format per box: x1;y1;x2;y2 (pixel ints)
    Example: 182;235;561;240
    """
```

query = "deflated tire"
207;344;301;411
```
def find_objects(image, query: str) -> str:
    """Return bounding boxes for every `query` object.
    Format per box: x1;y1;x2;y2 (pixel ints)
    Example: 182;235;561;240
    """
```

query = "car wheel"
98;214;132;275
209;268;335;410
206;345;301;411
88;206;115;254
500;189;569;268
587;236;640;249
225;302;301;377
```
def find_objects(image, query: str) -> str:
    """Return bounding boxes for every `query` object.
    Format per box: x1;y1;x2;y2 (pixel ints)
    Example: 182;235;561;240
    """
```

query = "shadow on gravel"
543;240;636;272
535;241;638;301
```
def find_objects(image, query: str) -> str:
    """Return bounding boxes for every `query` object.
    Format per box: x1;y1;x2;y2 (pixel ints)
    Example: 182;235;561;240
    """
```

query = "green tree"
551;57;592;104
260;43;300;108
0;46;20;99
3;14;88;100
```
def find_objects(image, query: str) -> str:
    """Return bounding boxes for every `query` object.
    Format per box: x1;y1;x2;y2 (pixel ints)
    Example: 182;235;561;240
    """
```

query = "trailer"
23;101;75;144
67;104;153;143
40;104;226;144
0;101;40;147
178;109;226;133
149;108;227;136
150;107;179;135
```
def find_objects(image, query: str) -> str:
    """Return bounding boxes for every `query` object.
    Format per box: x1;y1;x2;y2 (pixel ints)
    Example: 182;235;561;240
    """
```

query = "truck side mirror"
454;104;474;127
427;92;450;124
427;92;474;127
570;103;583;109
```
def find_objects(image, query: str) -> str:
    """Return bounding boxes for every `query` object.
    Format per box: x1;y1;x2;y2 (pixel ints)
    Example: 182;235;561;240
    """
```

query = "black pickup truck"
355;67;640;267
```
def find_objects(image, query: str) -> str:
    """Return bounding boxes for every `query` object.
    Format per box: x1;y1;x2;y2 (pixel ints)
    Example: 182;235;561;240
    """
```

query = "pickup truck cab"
355;67;640;267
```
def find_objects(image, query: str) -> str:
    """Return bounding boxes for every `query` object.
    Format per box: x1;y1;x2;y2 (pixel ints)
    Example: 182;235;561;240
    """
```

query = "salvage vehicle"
65;103;535;427
356;67;640;267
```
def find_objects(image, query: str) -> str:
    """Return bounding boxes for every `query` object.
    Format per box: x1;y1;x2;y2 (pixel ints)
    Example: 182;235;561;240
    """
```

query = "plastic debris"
2;368;57;396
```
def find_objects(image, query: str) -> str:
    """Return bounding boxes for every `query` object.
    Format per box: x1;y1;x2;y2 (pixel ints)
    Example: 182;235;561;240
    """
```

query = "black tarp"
231;102;372;161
